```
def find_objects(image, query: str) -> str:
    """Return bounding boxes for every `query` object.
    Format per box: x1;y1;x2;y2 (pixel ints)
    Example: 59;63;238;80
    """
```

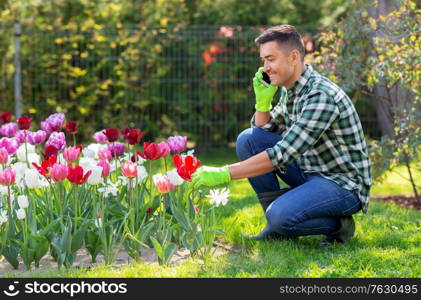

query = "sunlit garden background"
0;0;419;277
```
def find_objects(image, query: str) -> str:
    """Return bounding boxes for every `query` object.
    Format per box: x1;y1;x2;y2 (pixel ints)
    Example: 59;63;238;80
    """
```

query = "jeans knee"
266;207;296;235
236;128;253;160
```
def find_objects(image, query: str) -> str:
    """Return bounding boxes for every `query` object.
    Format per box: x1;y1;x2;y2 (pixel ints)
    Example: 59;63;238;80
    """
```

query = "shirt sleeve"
265;91;339;172
250;87;287;134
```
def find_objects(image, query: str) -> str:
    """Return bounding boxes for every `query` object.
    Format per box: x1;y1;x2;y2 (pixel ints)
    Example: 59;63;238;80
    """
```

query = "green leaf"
162;243;177;265
2;244;19;269
150;236;163;262
30;235;49;268
84;230;102;262
71;223;88;252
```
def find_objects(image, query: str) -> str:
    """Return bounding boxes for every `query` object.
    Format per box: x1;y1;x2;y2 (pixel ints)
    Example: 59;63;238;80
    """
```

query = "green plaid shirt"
251;64;372;213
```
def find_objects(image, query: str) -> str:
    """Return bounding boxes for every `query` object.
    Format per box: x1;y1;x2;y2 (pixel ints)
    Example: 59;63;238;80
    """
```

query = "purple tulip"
93;131;108;143
41;113;65;134
167;136;188;153
0;122;18;137
107;142;125;158
0;137;19;155
28;130;47;145
45;131;66;151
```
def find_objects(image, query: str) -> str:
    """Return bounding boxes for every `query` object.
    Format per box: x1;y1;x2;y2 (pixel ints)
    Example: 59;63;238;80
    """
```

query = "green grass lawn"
2;149;420;278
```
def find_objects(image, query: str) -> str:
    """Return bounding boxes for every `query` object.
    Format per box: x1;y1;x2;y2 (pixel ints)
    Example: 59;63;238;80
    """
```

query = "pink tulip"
41;113;65;134
45;132;66;151
15;130;30;144
167;136;188;153
0;147;8;165
0;137;19;155
121;161;137;178
93;131;108;143
98;147;112;161
0;123;18;137
63;146;82;163
153;174;171;194
0;167;15;186
50;163;68;182
28;130;47;145
97;160;111;178
158;141;171;157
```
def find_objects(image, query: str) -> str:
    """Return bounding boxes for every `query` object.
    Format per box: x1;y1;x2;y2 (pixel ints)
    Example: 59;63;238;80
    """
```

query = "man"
192;25;372;245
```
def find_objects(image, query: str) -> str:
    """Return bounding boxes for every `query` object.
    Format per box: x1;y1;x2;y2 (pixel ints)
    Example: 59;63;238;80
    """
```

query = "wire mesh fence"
1;23;380;148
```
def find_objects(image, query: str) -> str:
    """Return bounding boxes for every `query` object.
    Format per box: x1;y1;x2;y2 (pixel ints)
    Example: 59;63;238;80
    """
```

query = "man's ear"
289;49;300;64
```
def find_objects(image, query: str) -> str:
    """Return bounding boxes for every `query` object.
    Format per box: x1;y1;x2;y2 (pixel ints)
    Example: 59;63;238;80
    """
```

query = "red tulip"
173;154;200;182
136;142;166;160
122;128;145;145
103;128;119;143
0;112;13;125
17;115;32;130
43;145;59;160
65;121;78;134
67;165;92;185
32;155;57;178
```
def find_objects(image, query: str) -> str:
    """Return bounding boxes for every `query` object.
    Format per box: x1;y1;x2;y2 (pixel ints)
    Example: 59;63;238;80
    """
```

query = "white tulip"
17;195;29;209
79;157;97;172
27;153;40;168
84;143;102;159
11;162;28;181
16;208;26;220
16;143;35;161
87;165;104;185
0;186;8;195
24;169;42;189
166;168;184;186
137;165;148;183
0;210;7;225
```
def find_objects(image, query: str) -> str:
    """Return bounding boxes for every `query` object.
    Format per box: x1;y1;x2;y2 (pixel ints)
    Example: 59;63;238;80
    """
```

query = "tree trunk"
367;0;407;139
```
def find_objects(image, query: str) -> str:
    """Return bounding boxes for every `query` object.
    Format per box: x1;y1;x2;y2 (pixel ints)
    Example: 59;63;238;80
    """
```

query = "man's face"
259;41;298;88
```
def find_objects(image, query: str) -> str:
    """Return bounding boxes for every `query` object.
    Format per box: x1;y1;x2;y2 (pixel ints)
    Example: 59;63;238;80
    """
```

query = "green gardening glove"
192;166;231;188
253;67;278;112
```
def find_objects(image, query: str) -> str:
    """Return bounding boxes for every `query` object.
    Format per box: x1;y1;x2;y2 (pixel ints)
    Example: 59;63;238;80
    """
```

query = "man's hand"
192;166;231;188
253;67;278;112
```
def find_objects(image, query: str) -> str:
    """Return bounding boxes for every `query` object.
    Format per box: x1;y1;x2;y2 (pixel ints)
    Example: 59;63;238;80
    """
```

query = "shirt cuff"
265;146;286;174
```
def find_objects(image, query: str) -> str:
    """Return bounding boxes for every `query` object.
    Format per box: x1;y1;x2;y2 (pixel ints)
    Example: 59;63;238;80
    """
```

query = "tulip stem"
7;185;14;236
148;161;153;196
73;134;76;147
164;157;168;173
24;133;29;168
113;143;118;182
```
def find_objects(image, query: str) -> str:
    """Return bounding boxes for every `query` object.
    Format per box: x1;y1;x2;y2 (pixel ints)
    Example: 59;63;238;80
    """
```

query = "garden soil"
0;239;237;276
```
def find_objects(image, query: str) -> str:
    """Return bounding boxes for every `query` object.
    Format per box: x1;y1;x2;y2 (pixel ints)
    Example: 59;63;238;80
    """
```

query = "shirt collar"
287;63;313;99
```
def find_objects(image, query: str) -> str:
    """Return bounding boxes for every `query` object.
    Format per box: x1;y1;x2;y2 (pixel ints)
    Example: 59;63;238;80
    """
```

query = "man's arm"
228;151;274;180
254;111;271;127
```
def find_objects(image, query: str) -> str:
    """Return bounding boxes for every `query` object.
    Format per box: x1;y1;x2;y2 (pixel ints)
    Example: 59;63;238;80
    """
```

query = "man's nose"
263;62;270;73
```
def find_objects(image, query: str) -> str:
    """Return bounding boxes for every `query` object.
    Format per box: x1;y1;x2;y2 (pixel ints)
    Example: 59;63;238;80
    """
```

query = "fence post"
14;22;22;118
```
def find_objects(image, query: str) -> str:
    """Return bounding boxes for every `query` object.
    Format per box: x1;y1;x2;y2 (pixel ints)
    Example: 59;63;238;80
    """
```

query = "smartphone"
260;72;271;87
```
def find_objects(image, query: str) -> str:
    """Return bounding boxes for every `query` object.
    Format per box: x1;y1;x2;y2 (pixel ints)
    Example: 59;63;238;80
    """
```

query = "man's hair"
255;25;305;61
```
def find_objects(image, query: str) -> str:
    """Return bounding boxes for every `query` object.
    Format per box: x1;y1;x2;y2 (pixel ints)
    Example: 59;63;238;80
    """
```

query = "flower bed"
0;112;229;270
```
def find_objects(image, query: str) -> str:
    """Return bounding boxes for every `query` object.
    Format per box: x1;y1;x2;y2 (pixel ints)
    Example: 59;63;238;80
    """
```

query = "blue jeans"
236;127;362;237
